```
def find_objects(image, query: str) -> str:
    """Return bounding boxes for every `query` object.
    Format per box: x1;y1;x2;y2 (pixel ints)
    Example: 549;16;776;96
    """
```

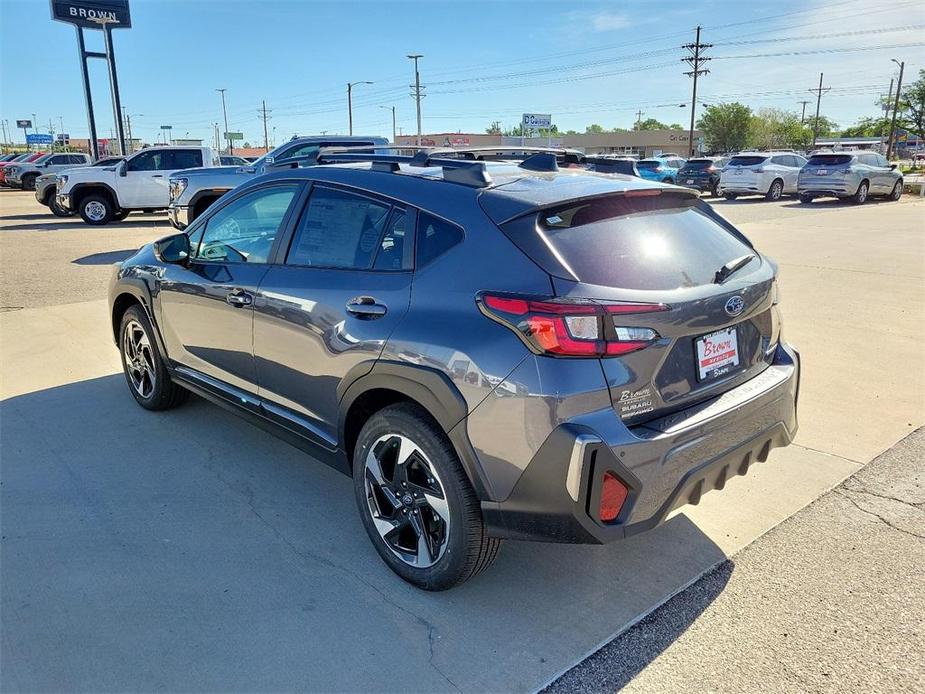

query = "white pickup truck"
56;146;218;225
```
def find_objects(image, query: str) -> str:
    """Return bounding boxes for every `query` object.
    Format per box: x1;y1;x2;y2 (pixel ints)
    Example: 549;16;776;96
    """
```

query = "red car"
0;152;46;186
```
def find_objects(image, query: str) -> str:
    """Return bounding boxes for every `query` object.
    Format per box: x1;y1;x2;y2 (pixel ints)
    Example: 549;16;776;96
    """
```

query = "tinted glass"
416;213;464;267
127;151;164;171
192;185;298;264
166;149;203;170
728;156;767;166
32;154;54;164
637;160;660;169
807;154;852;166
591;160;636;175
683;159;713;169
372;209;412;271
287;187;391;269
500;194;754;290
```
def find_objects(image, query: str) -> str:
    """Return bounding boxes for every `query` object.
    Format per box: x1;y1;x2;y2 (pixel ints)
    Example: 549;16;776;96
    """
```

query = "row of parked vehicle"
618;151;905;204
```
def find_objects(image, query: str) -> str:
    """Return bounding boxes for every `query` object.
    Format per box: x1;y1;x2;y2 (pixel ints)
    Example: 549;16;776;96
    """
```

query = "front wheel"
48;194;74;217
889;181;903;201
353;403;501;590
663;177;674;185
119;306;188;410
723;192;738;200
79;194;115;225
22;174;38;191
852;180;869;205
114;210;130;221
799;194;813;204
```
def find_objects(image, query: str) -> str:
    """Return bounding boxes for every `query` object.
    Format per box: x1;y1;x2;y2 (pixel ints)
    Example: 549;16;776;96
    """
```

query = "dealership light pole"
408;54;424;146
380;105;396;142
216;88;231;155
886;59;905;160
347;81;373;136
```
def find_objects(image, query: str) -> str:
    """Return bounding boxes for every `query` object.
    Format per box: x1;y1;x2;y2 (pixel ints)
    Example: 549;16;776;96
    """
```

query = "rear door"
499;192;779;423
253;184;413;447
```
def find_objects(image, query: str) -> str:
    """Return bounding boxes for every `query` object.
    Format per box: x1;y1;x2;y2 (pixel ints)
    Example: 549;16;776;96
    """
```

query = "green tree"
697;102;751;153
896;69;925;142
636;117;668;130
748;108;810;150
585;123;606;134
485;120;502;135
840;116;890;138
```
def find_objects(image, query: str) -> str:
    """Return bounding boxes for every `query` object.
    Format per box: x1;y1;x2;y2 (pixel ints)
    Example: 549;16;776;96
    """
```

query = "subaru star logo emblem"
725;295;745;317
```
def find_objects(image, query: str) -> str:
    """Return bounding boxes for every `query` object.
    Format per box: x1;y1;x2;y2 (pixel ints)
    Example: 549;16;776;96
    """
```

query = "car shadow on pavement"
72;249;140;265
0;219;168;232
0;374;731;692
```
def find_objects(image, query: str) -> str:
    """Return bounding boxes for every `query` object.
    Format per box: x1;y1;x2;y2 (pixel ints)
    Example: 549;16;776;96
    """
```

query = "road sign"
160;125;172;130
26;133;54;145
224;132;244;141
522;113;552;129
16;119;32;129
50;0;132;29
57;133;71;142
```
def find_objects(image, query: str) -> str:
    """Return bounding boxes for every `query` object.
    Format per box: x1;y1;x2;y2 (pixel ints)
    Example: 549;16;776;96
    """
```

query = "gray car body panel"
7;153;91;187
110;159;800;544
798;151;902;198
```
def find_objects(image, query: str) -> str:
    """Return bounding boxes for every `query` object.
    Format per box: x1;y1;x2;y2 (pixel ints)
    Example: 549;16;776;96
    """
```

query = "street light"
216;88;231;155
347;81;373;136
379;105;397;143
886;58;905;160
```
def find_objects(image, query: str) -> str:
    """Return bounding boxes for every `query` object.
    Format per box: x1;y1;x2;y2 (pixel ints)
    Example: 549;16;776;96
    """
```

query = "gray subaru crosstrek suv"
109;148;800;590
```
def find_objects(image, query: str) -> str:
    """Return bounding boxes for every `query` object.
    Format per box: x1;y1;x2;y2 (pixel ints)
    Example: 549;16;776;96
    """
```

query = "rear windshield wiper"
714;253;756;284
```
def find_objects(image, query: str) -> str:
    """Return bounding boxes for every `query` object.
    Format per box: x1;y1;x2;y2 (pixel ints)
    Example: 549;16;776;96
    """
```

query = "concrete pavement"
1;189;923;690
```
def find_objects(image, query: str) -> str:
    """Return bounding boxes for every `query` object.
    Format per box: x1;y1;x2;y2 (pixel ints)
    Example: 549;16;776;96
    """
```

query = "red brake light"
478;293;667;358
623;188;662;198
600;472;628;522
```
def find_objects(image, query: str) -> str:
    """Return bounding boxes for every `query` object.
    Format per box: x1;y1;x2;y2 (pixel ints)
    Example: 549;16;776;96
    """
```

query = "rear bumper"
798;181;853;197
679;175;716;192
482;342;800;544
167;204;190;229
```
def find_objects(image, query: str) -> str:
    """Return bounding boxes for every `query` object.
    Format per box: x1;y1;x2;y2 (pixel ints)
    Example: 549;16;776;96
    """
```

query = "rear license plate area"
695;327;740;382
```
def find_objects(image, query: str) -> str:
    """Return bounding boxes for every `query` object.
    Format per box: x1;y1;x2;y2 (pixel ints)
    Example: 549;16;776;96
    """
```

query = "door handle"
346;296;387;318
226;289;253;307
152;174;163;178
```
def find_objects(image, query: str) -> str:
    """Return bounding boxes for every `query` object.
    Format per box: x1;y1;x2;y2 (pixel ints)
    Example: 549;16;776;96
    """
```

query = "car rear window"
806;154;852;166
499;193;754;290
728;156;767;167
683;159;713;169
636;160;660;169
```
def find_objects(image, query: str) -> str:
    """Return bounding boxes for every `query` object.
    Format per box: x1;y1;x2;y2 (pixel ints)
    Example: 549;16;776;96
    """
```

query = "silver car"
5;152;92;190
798;151;903;204
720;152;807;201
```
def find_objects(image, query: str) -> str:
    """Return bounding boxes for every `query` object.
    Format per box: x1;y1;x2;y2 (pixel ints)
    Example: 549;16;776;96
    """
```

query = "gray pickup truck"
167;135;388;229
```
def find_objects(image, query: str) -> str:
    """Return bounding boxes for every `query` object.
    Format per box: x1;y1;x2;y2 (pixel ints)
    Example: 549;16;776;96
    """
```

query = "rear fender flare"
70;182;121;209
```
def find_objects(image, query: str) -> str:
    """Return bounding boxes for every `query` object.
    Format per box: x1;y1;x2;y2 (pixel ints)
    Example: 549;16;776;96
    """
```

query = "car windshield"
637;160;661;169
12;154;31;162
728;155;768;166
807;154;852;166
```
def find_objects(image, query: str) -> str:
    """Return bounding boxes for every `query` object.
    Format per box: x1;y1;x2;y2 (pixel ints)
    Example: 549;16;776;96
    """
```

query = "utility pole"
347;81;373;136
682;26;711;157
408;54;424;146
809;73;831;150
797;100;811;124
881;78;894;153
259;100;271;152
886;59;905;160
634;109;644;130
380;105;396;142
58;115;68;151
216;88;231;155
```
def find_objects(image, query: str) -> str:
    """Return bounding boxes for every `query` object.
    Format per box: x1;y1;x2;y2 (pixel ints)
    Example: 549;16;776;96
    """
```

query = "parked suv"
167;135;388;229
636;156;686;183
720;152;807;200
109;149;800;589
0;152;46;186
798;151;902;204
678;157;728;196
4;152;92;190
57;146;216;225
35;157;124;217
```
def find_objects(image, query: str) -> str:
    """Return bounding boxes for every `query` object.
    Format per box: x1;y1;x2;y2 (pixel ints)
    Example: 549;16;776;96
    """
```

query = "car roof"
251;160;690;225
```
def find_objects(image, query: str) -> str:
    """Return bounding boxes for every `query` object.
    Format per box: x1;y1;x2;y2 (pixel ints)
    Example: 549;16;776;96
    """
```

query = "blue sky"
1;0;923;146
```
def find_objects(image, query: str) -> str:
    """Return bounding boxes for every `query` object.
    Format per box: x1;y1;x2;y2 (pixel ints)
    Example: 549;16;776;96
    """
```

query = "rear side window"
637;160;660;169
416;213;463;268
728;156;767;167
287;187;391;269
167;149;203;169
500;194;754;291
807;154;852;166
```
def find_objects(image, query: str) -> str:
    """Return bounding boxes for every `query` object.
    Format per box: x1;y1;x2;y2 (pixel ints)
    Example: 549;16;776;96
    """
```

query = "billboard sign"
26;133;55;145
522;113;552;129
50;0;131;29
224;132;244;141
57;133;71;142
16;119;32;129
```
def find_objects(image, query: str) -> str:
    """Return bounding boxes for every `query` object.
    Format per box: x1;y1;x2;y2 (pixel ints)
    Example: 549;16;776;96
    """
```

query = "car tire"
353;403;501;590
710;182;721;197
852;180;869;205
118;305;188;411
48;195;74;217
799;194;813;204
22;174;38;191
114;210;130;221
723;192;738;200
79;194;115;225
663;177;674;185
889;181;903;201
766;179;784;201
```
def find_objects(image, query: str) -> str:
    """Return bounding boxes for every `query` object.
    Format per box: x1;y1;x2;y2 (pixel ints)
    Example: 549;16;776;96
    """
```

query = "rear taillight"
478;293;667;358
600;472;629;522
751;167;764;173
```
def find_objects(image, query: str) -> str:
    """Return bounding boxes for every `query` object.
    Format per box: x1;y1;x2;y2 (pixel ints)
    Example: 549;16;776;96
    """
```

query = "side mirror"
890;163;898;170
119;161;128;177
153;232;190;264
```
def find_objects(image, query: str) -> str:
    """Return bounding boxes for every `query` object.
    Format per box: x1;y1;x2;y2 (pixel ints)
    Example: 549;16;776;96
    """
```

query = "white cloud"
590;12;632;32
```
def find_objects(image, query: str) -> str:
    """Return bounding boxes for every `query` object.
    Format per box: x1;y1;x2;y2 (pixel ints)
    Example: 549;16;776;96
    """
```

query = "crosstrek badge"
696;327;740;381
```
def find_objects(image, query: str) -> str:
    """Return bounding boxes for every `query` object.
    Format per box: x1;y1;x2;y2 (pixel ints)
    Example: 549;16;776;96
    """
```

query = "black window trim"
185;180;306;266
279;181;416;273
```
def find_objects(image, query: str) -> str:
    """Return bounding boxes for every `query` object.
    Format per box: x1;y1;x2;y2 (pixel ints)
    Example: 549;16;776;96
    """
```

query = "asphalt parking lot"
1;188;923;691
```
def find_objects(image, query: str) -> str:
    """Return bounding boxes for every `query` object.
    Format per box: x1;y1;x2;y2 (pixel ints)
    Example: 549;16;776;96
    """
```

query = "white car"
56;146;217;225
720;152;808;201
